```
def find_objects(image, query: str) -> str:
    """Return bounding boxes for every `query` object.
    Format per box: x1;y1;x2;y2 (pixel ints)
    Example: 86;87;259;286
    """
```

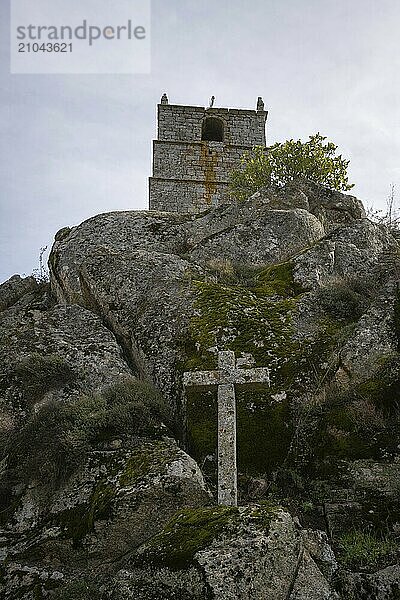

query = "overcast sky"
1;0;400;282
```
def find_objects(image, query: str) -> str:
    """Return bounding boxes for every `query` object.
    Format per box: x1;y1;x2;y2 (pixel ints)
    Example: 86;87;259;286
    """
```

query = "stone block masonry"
149;97;268;213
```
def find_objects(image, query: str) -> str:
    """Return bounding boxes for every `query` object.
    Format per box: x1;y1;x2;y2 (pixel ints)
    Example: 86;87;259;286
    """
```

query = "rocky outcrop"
0;275;39;312
0;284;133;433
47;187;396;407
348;458;400;498
110;506;338;600
336;565;400;600
2;438;209;598
1;183;399;599
292;218;398;289
250;180;365;231
189;208;325;266
0;281;209;600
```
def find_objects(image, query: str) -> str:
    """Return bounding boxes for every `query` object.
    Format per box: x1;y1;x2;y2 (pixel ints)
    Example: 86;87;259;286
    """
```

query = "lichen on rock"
1;182;400;599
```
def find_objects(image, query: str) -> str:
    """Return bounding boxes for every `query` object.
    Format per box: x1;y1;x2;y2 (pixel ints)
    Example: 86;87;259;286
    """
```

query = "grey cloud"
1;0;400;281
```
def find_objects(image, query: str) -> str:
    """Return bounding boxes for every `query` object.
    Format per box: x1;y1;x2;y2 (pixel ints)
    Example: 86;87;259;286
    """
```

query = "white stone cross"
183;350;270;506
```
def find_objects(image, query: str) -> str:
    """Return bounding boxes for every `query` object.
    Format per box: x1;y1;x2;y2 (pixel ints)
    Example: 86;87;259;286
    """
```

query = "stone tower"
149;95;268;213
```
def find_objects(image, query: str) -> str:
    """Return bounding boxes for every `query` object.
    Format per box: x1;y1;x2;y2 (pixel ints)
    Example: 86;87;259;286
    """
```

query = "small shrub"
338;530;395;570
274;468;305;496
32;246;50;283
14;353;75;405
205;259;261;288
302;500;314;514
367;184;400;235
5;379;172;487
205;258;235;284
317;282;364;322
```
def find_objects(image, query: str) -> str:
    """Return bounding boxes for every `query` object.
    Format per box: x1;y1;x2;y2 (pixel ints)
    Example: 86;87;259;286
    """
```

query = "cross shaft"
183;350;269;506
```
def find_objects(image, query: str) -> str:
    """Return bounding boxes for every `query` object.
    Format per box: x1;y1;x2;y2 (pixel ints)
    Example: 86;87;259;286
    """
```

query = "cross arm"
183;369;221;387
183;366;270;387
231;367;270;386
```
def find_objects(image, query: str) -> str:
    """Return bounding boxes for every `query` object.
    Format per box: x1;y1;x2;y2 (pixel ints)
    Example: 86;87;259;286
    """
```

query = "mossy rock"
136;504;277;570
5;379;170;489
119;440;179;486
185;387;217;467
50;579;101;600
183;263;345;481
186;386;293;480
0;568;60;600
56;440;179;548
255;261;306;297
58;481;116;547
236;386;292;474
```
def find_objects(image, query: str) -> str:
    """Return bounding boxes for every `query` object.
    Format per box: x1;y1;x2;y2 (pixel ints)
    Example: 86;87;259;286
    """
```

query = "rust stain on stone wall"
200;143;218;205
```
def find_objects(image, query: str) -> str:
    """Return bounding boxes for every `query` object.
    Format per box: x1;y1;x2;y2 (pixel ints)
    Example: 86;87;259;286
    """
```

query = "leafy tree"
229;133;354;200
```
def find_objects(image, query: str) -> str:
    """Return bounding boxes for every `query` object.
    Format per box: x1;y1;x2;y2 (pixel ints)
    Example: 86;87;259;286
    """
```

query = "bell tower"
149;95;268;213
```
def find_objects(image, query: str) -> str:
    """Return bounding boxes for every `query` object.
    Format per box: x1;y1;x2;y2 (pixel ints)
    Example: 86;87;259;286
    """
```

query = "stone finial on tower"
208;95;215;109
257;96;265;112
160;93;169;105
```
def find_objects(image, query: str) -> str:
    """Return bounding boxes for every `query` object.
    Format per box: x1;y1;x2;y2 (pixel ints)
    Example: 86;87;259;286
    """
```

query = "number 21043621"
18;43;73;53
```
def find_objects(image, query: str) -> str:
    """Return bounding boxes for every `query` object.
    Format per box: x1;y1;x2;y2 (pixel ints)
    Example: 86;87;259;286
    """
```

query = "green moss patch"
119;440;178;486
58;481;116;547
187;279;299;373
183;263;341;478
255;261;306;297
185;387;217;467
236;386;292;474
138;504;277;570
